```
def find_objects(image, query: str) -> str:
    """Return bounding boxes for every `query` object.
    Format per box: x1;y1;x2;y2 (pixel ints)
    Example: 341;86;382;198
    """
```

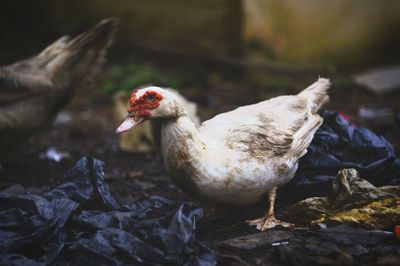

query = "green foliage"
101;62;181;93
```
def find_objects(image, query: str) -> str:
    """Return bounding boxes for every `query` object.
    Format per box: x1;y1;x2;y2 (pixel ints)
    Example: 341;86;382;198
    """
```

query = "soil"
1;64;400;265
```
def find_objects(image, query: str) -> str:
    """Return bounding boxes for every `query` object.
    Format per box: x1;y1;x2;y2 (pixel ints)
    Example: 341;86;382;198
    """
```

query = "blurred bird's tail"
0;19;119;95
45;18;119;76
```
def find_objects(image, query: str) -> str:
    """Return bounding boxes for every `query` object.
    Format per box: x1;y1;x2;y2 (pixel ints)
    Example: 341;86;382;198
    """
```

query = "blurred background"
2;0;400;66
1;0;400;181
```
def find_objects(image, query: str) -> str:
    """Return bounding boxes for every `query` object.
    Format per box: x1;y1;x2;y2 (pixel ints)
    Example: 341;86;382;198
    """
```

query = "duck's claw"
247;215;294;231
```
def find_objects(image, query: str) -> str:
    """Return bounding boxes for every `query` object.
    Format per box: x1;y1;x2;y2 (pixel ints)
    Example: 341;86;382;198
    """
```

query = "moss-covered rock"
286;168;400;230
313;198;400;230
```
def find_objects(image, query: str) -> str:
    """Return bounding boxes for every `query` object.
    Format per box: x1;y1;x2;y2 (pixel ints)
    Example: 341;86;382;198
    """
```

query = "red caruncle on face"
128;90;163;118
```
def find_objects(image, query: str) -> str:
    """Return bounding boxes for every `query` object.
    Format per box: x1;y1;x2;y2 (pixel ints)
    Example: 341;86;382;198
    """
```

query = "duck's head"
116;86;184;133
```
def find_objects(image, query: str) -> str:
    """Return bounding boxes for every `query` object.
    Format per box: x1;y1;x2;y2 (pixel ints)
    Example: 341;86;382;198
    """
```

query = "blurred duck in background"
0;19;119;161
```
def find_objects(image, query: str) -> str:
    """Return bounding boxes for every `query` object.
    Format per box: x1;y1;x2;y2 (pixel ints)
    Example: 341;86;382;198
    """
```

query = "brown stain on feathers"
223;178;233;187
166;146;202;199
277;163;290;176
225;107;316;164
169;165;201;199
226;113;297;161
163;122;203;200
287;98;307;112
256;113;274;124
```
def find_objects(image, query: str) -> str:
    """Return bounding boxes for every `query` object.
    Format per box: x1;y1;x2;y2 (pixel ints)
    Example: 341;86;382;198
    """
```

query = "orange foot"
247;215;294;231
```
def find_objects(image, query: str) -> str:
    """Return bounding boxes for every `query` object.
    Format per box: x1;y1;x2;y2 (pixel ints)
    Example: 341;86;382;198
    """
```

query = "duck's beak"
115;117;144;133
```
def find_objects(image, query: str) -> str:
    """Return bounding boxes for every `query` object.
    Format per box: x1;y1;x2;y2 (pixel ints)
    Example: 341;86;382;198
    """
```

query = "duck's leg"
247;187;293;231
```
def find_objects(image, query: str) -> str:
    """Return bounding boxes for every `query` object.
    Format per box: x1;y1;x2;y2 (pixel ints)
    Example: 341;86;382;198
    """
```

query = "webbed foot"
247;215;294;231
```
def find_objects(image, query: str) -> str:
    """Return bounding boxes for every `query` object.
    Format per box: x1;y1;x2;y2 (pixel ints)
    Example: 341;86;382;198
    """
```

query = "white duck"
116;78;331;231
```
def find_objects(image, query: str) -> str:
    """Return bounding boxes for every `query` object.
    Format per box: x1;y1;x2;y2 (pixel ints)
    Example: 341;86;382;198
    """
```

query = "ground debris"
214;225;398;266
286;168;400;229
40;147;70;162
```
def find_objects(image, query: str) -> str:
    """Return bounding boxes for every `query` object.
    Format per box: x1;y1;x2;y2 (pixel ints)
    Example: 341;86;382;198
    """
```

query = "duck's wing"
199;78;330;161
0;58;56;105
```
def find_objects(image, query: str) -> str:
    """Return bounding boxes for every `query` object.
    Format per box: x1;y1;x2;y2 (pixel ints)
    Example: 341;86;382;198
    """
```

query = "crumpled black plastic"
0;157;216;266
284;110;400;200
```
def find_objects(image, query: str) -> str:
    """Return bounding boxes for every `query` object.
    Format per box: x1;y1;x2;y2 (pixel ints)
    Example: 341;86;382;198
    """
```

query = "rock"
354;66;400;94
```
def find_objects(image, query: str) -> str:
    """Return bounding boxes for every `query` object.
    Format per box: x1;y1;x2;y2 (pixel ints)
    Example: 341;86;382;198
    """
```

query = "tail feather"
290;116;323;159
12;18;119;71
0;19;119;103
299;78;331;113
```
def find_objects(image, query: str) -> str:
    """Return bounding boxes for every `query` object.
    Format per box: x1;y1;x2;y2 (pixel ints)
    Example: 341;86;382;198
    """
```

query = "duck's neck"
161;115;209;198
161;115;205;171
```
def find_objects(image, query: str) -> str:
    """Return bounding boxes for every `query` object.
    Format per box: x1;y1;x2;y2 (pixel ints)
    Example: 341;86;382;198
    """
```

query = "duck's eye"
147;94;156;102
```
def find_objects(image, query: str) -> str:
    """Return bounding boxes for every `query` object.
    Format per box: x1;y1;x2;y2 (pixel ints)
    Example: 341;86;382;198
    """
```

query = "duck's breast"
192;152;297;205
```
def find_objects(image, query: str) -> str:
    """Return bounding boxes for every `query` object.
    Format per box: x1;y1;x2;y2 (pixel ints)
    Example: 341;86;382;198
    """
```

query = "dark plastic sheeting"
284;110;400;200
0;157;216;266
